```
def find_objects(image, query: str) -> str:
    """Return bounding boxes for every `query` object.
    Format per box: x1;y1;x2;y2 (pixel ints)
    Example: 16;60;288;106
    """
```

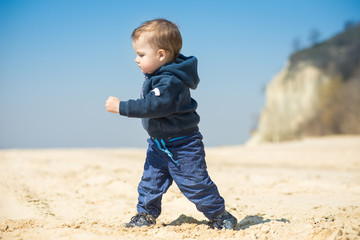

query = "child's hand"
105;96;120;113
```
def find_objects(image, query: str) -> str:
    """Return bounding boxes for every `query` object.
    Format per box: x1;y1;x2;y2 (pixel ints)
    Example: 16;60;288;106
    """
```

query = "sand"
1;136;360;240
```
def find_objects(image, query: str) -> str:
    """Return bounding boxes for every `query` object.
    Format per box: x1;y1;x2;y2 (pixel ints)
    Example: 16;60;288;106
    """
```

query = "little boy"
105;18;237;230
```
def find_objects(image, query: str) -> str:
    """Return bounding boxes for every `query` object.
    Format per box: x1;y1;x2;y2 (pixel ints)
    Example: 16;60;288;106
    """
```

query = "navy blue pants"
136;132;225;220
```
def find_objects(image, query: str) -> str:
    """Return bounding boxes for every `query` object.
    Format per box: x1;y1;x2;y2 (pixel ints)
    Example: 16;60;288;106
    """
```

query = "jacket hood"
147;54;200;90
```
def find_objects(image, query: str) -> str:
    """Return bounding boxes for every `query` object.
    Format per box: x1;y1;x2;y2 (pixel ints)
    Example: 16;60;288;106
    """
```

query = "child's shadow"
164;214;208;226
164;214;289;231
236;215;289;230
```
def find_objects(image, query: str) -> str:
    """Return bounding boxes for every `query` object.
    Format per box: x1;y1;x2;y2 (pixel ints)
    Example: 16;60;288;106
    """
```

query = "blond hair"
132;19;182;60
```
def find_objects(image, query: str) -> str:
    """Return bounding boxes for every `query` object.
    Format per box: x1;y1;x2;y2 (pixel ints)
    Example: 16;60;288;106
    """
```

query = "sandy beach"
1;136;360;240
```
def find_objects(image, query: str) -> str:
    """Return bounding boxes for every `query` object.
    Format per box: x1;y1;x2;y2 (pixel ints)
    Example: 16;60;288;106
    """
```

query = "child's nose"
135;56;140;63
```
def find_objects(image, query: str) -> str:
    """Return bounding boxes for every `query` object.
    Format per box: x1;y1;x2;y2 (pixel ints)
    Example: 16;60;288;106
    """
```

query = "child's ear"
158;49;167;62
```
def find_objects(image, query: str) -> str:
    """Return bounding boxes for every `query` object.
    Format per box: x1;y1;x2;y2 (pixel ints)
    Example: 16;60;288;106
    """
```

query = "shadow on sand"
164;214;290;230
164;214;208;226
236;215;290;230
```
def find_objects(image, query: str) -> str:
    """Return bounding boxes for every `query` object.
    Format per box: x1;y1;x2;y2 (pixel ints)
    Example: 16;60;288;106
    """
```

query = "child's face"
133;34;165;74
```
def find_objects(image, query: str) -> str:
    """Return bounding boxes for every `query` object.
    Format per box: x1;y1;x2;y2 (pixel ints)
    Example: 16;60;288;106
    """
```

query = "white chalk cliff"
249;24;360;144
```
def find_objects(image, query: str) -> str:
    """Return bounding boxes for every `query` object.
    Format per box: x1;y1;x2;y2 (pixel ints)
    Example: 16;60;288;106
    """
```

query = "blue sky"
1;0;359;148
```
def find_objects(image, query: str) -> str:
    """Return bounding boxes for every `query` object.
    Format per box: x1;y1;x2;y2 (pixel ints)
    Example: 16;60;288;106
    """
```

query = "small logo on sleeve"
151;88;161;96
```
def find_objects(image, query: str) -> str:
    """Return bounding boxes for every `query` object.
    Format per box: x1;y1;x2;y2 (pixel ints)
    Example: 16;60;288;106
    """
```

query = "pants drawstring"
154;138;178;164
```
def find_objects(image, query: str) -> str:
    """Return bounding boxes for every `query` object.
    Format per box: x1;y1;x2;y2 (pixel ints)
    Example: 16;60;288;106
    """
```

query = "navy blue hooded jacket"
119;54;200;139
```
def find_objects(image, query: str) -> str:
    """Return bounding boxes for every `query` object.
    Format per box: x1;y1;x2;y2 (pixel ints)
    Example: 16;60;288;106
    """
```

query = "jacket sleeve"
119;77;185;118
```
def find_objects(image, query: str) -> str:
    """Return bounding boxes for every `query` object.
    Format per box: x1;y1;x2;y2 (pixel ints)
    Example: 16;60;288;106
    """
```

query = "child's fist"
105;96;120;113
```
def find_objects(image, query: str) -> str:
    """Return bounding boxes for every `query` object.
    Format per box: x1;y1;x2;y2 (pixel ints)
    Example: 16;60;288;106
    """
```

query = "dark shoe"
124;212;156;228
209;211;237;230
